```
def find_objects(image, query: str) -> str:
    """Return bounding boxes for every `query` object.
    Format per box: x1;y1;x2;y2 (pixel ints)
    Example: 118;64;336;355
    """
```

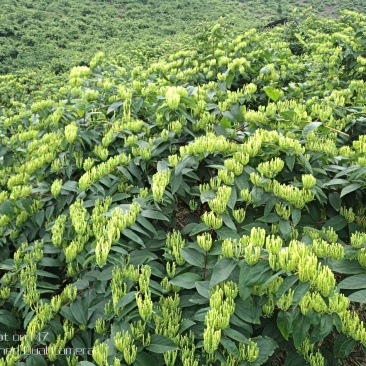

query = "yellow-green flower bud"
65;123;78;144
197;232;213;252
51;179;63;198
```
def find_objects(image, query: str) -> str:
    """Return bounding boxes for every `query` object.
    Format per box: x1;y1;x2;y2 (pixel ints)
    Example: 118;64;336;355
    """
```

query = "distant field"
0;0;364;74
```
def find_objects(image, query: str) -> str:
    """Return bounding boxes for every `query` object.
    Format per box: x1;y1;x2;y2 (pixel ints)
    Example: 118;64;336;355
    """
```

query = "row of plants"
1;9;366;366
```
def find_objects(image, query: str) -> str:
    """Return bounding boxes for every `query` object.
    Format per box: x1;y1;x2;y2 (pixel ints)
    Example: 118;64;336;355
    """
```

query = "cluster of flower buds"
257;158;284;178
31;99;54;114
298;338;325;366
130;320;150;347
152;169;171;202
204;284;237;354
340;310;366;346
312;238;344;260
305;137;338;157
232;207;246;223
238;340;260;363
351;232;366;248
340;206;355;223
353;135;366;154
180;332;198;366
114;331;137;365
240;189;254;204
208;185;232;214
94;145;109;161
197;232;213;252
69;200;88;235
202;211;223;230
224;158;244;176
95;203;140;267
78;153;130;191
166;230;186;265
275;202;291;220
64;122;78;144
154;294;181;359
273;180;314;208
165;86;185;110
92;341;109;366
168;154;180;167
180;133;236;158
51;214;67;247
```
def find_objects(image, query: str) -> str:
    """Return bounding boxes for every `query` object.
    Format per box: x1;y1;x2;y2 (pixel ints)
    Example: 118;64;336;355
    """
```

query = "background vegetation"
1;0;366;74
1;5;366;366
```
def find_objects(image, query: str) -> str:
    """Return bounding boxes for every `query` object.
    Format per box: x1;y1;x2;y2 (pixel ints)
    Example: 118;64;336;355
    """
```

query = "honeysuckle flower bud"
51;295;62;312
302;174;317;189
358;248;366;267
152;169;171;202
65;122;78;143
165;87;181;110
250;227;266;247
262;295;275;316
218;169;235;185
350;232;366;249
203;326;221;354
197;232;213;252
94;145;109;161
265;235;282;255
92;342;109;366
50;179;63;197
244;244;261;265
222;239;234;258
257;158;284;178
232;208;246;223
240;189;254;204
202;211;223;230
136;291;153;321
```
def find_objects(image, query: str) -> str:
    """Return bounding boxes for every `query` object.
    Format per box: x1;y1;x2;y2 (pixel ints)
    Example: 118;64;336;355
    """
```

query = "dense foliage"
1;8;366;366
1;0;366;74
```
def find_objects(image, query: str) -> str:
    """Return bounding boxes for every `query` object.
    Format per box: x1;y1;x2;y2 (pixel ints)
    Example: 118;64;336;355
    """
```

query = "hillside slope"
1;0;365;74
1;10;366;366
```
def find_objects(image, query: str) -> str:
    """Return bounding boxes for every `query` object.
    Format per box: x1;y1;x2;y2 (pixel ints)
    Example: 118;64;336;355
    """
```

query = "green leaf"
286;153;296;171
62;180;78;192
310;313;333;343
329;258;365;274
340;183;362;197
190;222;209;235
145;334;179;353
277;310;292;340
292;282;310;308
170;273;202;289
348;289;366;303
333;334;355;358
293;314;310;348
224;328;248;344
263;86;281;102
35;210;45;228
210;258;238;288
181;248;205;267
26;355;47;366
279;219;291;238
302;121;323;138
338;274;366;290
324;215;348;231
141;209;169;221
220;337;239;357
70;298;88;325
122;228;146;247
291;208;301;226
0;309;20;328
329;192;341;211
280;110;296;122
116;291;137;309
276;275;299;300
216;227;240;240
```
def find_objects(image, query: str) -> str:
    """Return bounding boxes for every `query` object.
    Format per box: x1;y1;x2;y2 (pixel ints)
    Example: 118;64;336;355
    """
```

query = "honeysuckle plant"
1;9;366;366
